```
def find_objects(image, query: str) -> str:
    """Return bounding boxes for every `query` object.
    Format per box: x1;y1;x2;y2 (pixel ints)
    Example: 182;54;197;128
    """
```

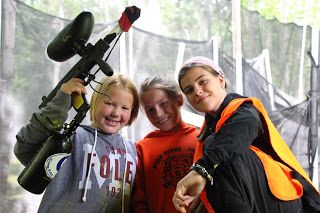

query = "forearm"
14;90;71;165
173;170;207;213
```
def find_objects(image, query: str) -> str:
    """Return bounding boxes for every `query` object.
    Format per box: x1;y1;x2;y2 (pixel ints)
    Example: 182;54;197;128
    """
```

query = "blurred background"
1;0;320;212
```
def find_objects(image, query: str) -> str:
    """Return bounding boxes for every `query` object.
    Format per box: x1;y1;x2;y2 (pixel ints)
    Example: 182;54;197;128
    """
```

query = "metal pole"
307;34;319;186
318;31;320;190
232;0;243;95
0;0;2;48
311;29;319;189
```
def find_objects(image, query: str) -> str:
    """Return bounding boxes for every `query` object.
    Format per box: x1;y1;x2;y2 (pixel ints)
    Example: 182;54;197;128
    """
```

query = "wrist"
190;163;213;185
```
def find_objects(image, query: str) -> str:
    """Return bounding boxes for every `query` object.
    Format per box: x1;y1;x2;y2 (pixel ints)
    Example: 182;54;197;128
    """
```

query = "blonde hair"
90;74;139;126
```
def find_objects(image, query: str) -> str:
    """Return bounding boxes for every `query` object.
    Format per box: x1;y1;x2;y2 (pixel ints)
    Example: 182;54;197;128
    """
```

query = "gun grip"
71;93;85;111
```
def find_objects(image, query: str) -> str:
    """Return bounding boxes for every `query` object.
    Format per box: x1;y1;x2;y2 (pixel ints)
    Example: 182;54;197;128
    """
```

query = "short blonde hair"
90;74;139;126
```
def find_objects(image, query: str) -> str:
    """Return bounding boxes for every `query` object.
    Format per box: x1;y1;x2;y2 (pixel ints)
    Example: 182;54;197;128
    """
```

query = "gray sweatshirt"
14;90;137;213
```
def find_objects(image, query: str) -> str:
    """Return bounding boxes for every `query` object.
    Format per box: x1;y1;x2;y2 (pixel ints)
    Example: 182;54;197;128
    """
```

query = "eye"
145;107;154;114
183;87;193;95
104;100;113;105
199;78;207;86
122;106;131;111
160;101;169;107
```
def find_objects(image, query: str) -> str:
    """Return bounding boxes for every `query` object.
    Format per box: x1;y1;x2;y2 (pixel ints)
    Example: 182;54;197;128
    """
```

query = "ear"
218;76;226;88
177;94;184;106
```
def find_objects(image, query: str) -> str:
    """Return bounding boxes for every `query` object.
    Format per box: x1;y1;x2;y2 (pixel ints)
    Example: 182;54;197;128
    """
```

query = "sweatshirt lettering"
79;143;136;190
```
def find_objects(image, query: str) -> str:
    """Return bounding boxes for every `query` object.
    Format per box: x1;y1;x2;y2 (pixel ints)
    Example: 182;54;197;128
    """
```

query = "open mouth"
105;117;119;126
157;117;169;124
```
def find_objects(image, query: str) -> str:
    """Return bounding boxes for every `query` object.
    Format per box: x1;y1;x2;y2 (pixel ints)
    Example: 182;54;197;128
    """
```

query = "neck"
164;120;183;133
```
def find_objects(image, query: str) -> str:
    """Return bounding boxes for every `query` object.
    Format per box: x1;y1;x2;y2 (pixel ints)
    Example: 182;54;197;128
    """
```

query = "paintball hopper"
46;11;94;62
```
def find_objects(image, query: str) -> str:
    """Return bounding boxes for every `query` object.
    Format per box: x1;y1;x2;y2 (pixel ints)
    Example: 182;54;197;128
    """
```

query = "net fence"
1;0;319;211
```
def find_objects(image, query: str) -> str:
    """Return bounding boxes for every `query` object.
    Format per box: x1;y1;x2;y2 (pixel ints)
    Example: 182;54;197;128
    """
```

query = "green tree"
241;0;320;29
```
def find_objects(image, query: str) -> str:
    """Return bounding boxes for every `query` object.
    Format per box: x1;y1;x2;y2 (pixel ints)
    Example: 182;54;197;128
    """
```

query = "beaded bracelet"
190;163;214;185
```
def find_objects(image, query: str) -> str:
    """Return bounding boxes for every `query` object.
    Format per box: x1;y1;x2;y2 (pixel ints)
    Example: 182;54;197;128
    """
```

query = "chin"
162;124;177;132
157;124;170;132
159;127;171;132
102;127;120;134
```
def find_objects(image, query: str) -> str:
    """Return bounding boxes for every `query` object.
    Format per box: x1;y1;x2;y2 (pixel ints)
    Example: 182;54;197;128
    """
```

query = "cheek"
146;113;155;123
122;110;132;122
95;105;110;118
186;95;196;105
169;104;180;115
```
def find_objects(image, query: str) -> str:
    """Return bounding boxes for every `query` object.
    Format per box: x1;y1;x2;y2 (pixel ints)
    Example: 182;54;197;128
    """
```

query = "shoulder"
135;137;153;146
122;136;135;147
182;122;200;135
75;125;94;135
221;102;262;131
218;96;262;126
237;101;260;116
118;135;137;155
222;95;260;119
134;135;160;153
230;102;260;122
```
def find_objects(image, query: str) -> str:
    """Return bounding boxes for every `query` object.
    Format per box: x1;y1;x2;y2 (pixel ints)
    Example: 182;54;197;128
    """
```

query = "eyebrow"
182;74;206;92
195;74;206;82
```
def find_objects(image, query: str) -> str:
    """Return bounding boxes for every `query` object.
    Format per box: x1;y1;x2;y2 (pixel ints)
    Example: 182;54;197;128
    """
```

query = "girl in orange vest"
172;56;320;213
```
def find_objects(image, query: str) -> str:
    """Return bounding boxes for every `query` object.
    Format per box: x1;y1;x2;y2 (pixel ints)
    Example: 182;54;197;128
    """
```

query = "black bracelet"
190;163;213;185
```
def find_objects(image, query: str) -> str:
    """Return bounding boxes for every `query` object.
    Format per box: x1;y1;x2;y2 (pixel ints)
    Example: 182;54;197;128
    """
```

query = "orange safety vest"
193;142;215;212
194;97;318;201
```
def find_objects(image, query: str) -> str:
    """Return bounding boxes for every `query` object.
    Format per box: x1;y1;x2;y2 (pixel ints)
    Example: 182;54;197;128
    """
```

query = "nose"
111;106;121;117
194;85;203;95
154;106;164;118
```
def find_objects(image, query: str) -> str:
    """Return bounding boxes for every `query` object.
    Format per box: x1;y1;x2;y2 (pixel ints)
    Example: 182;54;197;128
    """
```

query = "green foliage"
241;0;320;29
159;0;203;40
157;0;233;56
14;0;319;97
239;0;317;96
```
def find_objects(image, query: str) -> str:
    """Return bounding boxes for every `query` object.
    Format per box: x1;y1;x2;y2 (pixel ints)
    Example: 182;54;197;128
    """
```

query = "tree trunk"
0;0;16;211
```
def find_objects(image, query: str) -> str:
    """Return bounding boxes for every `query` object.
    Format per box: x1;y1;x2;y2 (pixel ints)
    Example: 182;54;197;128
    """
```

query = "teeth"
158;117;169;124
105;118;118;125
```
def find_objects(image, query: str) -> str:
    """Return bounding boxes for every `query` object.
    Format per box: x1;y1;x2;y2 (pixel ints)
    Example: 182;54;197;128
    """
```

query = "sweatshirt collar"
144;121;194;138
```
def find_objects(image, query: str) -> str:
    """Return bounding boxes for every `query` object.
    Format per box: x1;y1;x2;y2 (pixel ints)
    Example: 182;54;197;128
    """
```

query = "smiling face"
92;85;133;134
141;88;183;132
179;66;226;116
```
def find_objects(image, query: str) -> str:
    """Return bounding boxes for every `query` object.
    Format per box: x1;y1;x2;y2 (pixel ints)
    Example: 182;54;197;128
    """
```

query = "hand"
172;171;207;213
60;78;87;95
188;197;208;213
